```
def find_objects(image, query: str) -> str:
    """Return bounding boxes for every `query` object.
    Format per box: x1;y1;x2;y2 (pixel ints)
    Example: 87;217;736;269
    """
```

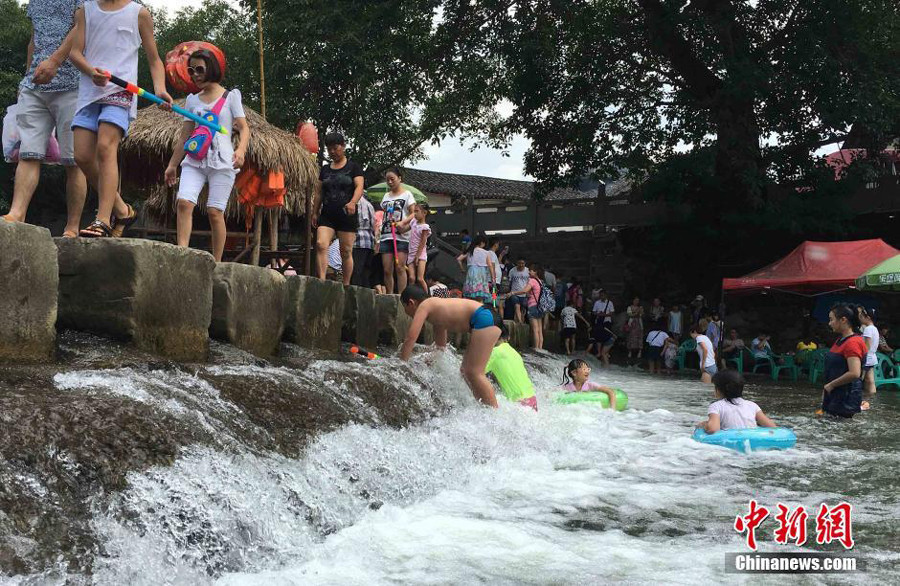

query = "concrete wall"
0;222;58;361
56;239;214;361
210;263;287;357
0;237;565;364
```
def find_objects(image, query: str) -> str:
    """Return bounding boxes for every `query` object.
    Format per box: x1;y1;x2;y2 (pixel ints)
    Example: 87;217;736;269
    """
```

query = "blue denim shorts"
71;102;131;136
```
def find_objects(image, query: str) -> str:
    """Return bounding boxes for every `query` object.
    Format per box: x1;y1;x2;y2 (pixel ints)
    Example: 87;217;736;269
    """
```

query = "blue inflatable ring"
692;427;797;453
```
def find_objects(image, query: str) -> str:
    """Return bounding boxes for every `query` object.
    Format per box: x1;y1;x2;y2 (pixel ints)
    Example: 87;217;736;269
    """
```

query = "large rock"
56;239;214;361
542;328;561;354
342;285;378;350
210;263;287;356
506;321;531;350
0;222;58;362
284;276;345;352
375;294;410;347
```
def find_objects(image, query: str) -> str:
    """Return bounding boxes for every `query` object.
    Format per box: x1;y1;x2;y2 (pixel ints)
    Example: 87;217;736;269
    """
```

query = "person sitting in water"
560;358;617;410
484;322;538;411
400;285;502;408
818;303;869;418
696;369;776;432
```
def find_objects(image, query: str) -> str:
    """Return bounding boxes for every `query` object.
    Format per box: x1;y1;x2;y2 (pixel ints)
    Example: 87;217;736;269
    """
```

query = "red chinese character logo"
815;502;854;549
773;503;808;546
735;499;770;550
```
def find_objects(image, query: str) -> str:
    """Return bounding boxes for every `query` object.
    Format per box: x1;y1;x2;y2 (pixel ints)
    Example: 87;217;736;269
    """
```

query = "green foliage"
239;0;472;169
0;0;29;109
435;0;900;207
0;0;31;209
139;1;260;108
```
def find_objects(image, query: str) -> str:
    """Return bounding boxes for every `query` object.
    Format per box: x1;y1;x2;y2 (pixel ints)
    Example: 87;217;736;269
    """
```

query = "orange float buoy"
165;41;227;94
296;122;319;154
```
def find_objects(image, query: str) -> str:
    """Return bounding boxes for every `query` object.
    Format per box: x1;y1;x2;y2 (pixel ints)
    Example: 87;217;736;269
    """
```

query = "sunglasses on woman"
187;65;206;76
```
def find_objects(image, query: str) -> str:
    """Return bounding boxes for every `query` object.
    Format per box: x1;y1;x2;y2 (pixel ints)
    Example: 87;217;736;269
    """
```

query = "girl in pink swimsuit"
561;359;618;410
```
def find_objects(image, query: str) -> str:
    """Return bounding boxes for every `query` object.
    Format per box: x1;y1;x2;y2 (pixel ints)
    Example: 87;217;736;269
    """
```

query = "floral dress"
626;305;644;350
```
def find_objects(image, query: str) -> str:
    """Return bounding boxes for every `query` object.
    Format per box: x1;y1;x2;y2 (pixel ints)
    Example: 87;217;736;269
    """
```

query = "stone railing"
1;222;543;362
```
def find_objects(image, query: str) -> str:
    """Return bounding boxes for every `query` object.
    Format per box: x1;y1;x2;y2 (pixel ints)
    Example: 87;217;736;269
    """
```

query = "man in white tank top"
69;0;172;237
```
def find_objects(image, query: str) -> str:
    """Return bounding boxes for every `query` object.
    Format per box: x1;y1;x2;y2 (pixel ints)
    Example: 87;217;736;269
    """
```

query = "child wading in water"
485;322;538;410
400;285;502;408
165;50;250;261
403;203;431;293
70;0;173;237
561;359;617;410
696;369;776;432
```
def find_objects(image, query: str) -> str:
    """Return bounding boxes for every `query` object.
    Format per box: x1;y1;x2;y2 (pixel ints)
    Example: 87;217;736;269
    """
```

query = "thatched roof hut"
120;102;318;222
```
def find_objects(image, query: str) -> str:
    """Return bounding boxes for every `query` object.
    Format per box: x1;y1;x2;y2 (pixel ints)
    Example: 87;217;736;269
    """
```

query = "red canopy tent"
722;239;900;296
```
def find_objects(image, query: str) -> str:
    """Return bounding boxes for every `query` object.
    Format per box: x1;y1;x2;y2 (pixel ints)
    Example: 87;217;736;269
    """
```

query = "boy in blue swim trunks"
400;285;502;407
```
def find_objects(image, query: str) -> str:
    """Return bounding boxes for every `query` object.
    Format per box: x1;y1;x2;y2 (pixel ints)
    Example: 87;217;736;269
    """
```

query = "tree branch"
635;0;721;103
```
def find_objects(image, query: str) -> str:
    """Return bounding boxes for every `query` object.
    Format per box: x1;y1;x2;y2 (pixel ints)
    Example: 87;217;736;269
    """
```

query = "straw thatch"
120;101;318;223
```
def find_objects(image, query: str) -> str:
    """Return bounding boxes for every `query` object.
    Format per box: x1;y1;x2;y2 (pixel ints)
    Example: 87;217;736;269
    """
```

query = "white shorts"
16;87;77;165
177;164;236;211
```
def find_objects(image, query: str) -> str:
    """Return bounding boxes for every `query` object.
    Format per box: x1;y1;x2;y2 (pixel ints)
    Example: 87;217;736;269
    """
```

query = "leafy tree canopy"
434;0;900;207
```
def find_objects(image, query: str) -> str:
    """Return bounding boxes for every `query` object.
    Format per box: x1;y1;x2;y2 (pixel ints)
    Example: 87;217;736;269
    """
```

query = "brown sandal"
79;219;114;238
111;204;138;238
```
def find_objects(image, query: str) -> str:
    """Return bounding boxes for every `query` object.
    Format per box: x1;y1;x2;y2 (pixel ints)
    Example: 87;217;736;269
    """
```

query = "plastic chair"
874;352;900;389
675;339;697;370
752;351;799;381
807;350;826;383
725;348;746;373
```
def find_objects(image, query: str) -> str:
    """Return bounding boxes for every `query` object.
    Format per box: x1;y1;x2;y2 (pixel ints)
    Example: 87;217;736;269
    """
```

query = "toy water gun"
102;72;228;135
390;222;400;267
350;346;380;360
491;285;497;308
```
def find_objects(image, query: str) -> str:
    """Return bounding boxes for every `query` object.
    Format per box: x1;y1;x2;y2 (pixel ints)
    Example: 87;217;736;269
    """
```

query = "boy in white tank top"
69;0;172;237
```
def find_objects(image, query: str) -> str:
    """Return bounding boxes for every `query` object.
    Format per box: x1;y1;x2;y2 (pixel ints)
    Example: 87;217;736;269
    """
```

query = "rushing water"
2;336;899;585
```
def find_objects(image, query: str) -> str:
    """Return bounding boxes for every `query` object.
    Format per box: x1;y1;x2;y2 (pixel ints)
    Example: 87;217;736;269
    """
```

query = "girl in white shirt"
858;306;880;398
165;49;250;261
697;369;777;432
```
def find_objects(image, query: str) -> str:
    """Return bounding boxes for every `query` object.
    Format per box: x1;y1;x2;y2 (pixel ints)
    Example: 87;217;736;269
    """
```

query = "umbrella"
856;254;900;291
366;182;428;205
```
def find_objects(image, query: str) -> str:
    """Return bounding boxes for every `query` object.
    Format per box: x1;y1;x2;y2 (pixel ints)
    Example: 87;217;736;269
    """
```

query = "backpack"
184;90;229;161
537;280;556;313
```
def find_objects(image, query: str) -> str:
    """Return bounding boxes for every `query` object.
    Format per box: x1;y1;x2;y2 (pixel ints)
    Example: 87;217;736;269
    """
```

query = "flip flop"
79;219;114;238
1;215;16;224
62;229;79;238
111;204;138;238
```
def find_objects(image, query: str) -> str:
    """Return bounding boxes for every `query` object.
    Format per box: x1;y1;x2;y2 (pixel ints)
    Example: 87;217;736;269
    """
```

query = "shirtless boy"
399;285;502;408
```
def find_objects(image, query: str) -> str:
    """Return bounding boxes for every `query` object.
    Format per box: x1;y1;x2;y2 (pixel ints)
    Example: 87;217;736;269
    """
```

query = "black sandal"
79;219;114;238
111;204;138;238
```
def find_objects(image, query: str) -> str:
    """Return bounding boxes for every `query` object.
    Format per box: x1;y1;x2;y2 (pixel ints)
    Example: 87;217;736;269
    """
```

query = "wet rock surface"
0;331;447;577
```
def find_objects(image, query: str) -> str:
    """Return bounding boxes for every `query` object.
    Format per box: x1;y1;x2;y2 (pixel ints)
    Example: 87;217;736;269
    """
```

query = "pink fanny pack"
184;91;228;160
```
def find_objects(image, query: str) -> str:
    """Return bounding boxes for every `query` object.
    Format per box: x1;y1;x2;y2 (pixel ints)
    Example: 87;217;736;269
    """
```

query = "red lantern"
165;41;227;95
296;122;319;154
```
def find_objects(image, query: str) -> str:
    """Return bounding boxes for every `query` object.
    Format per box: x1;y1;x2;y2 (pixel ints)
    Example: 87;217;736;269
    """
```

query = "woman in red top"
820;304;868;417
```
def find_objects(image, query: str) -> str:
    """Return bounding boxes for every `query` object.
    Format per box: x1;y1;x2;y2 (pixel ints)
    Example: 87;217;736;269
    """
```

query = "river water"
2;337;899;585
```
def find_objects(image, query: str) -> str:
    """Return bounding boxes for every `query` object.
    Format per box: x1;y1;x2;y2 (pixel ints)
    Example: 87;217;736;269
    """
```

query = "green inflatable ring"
555;388;628;411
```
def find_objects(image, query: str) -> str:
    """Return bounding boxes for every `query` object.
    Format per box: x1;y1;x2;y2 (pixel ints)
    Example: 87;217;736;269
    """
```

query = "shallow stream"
1;335;898;584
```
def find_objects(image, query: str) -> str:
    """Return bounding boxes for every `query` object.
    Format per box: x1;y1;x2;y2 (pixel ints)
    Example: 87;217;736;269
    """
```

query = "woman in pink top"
509;266;545;350
560;359;617;410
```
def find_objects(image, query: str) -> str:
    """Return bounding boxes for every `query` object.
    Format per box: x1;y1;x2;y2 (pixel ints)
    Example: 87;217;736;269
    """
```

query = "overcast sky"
144;0;533;181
